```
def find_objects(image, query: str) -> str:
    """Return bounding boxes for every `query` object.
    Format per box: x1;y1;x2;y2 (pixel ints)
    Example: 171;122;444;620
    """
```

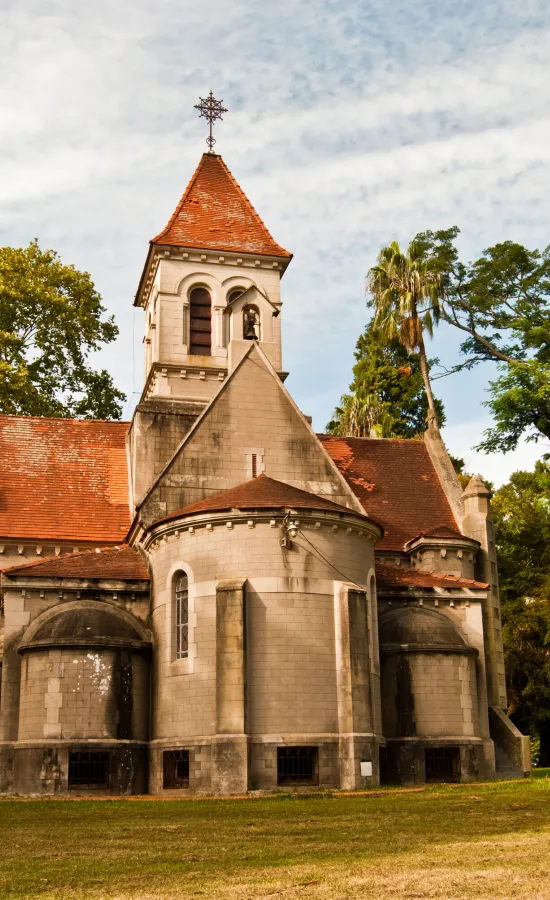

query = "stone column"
213;306;224;350
182;298;189;354
462;476;507;709
212;580;248;794
334;582;380;788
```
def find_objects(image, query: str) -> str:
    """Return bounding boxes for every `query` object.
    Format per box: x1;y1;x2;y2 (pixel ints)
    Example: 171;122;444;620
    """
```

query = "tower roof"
152;153;292;259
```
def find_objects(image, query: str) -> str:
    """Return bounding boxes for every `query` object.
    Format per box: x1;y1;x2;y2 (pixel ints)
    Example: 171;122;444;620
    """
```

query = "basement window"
425;747;460;783
68;752;110;789
277;746;319;786
163;750;190;788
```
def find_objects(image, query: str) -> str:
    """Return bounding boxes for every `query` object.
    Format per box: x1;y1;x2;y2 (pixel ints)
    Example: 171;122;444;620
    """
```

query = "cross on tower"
194;91;228;151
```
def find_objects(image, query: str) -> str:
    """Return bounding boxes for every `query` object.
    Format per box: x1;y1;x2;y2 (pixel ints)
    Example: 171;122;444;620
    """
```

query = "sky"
1;0;549;486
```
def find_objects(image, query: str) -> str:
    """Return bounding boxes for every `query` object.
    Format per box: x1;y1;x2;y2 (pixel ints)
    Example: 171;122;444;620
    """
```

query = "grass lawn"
2;775;550;899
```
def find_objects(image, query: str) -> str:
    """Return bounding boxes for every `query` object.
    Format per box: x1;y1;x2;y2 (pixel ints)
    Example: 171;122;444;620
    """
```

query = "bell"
244;315;258;340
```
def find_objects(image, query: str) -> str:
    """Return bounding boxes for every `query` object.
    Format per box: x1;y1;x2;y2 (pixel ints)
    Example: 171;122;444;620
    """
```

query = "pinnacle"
462;474;491;498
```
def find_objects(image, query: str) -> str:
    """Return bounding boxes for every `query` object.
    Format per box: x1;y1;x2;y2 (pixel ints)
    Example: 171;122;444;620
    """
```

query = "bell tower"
128;105;292;508
134;151;292;405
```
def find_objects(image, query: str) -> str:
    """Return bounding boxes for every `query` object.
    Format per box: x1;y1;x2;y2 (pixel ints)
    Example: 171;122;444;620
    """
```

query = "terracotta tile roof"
3;545;149;580
319;435;458;551
417;525;465;539
407;525;474;545
154;473;367;526
0;415;131;543
376;563;487;591
152;153;292;258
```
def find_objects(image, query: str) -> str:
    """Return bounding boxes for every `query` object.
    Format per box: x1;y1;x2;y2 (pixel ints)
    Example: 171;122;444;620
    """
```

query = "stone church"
0;149;530;795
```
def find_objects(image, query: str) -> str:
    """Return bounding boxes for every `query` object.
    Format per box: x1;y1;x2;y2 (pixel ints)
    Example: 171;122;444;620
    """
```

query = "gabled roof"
319;435;459;552
154;473;368;527
0;415;131;543
152;153;292;258
3;545;149;580
375;563;487;591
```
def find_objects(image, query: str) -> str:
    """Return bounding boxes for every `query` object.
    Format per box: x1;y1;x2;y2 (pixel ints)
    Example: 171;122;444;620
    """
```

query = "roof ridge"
152;153;208;244
214;155;289;258
0;413;130;426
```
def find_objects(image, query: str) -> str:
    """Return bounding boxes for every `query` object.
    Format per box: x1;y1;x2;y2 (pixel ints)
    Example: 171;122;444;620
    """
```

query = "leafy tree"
0;240;125;419
492;461;550;763
415;228;550;451
367;240;445;429
327;322;445;437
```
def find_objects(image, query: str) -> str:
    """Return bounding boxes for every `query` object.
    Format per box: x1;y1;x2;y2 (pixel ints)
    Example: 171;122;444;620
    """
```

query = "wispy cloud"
1;0;548;485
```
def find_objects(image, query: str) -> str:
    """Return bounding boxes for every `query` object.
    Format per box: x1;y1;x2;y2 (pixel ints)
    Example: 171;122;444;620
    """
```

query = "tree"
327;322;445;437
415;228;550;451
366;240;444;429
492;461;550;763
0;240;125;419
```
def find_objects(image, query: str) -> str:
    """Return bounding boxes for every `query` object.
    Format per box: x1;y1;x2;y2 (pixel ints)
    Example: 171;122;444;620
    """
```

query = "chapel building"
0;150;530;795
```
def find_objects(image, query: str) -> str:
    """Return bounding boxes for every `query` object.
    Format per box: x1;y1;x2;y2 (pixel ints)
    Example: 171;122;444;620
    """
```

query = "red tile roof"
3;545;149;580
0;415;131;543
417;525;465;539
376;563;487;591
154;473;369;526
319;435;458;551
152;153;292;258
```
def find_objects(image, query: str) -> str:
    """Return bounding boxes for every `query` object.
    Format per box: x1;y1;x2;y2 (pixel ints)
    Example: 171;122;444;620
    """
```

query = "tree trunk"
417;332;439;430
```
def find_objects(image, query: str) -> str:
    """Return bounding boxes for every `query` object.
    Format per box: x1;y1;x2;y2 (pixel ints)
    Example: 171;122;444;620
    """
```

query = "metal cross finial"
194;91;228;151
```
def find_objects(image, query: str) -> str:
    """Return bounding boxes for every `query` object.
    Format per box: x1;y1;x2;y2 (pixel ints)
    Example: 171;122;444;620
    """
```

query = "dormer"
134;152;292;406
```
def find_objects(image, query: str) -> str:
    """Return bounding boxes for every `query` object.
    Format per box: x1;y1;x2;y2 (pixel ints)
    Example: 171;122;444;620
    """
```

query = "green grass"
2;779;550;899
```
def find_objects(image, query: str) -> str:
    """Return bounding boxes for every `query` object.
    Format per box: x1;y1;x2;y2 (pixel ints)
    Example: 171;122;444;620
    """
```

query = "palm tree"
330;391;397;438
367;240;443;430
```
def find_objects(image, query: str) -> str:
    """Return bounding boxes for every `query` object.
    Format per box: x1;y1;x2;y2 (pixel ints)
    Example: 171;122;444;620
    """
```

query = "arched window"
189;287;212;356
175;573;189;659
243;304;260;341
228;287;245;304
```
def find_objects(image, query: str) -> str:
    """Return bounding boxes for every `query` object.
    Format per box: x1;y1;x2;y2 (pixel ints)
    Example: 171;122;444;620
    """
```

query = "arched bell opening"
243;304;261;341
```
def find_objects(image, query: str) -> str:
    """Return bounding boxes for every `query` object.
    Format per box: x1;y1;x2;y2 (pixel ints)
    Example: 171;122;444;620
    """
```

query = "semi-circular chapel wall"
145;509;379;790
16;601;151;744
18;648;149;743
379;606;481;740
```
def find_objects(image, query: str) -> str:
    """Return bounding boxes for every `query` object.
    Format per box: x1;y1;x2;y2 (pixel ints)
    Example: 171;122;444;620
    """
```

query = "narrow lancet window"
175;573;189;659
189;287;212;355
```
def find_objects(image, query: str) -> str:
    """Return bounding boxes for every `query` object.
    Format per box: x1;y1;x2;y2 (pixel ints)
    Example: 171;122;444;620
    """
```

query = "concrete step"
494;743;523;778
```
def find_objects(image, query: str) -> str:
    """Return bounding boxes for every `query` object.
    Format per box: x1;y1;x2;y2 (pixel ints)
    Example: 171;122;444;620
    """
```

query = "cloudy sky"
2;0;549;485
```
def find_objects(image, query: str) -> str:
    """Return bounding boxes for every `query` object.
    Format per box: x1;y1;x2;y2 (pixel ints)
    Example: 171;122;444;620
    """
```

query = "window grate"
425;747;460;783
251;454;258;478
277;746;318;786
175;574;188;659
163;750;190;788
68;752;110;789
